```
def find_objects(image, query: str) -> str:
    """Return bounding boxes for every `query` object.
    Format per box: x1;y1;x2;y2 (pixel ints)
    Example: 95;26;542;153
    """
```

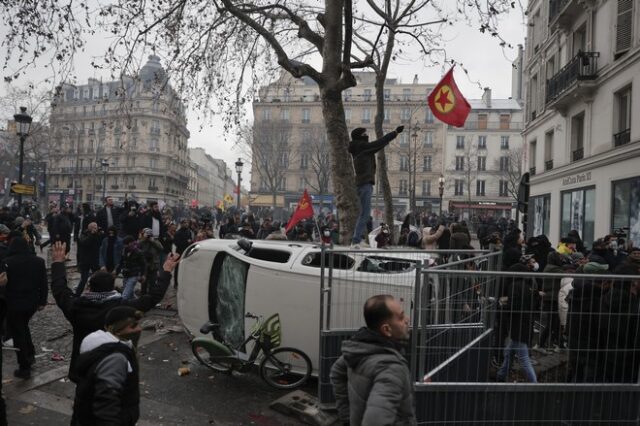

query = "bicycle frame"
212;320;269;372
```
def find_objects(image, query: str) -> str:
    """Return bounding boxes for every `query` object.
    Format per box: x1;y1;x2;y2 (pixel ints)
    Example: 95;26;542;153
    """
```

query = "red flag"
285;189;314;233
427;66;471;127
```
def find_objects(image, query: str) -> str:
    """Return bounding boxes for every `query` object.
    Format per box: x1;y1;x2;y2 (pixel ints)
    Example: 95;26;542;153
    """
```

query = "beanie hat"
13;217;24;226
105;306;143;335
88;271;116;292
0;224;10;235
351;127;367;140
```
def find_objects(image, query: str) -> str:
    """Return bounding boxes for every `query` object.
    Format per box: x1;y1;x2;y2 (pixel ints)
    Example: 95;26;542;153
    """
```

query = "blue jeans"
497;340;537;383
352;183;373;244
122;276;139;300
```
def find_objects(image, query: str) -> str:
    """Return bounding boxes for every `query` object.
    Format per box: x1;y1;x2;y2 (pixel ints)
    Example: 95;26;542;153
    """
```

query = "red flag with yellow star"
285;189;314;233
427;66;471;127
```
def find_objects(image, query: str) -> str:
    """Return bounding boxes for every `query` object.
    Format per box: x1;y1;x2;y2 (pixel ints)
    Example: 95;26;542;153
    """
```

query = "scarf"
81;290;122;302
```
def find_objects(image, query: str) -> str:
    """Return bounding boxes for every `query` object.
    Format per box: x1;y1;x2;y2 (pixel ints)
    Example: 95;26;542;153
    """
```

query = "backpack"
407;230;421;247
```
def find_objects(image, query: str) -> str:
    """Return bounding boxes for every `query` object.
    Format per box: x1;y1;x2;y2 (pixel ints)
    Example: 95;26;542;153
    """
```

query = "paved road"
3;268;314;425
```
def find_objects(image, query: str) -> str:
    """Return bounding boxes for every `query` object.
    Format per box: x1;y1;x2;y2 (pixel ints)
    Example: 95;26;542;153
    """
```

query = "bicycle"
191;312;312;390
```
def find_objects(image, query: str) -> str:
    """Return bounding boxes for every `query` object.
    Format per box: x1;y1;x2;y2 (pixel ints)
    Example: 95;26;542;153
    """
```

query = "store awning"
451;202;512;210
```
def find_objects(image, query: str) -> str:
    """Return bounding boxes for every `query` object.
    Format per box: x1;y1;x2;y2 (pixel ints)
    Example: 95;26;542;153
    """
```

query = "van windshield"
215;255;249;347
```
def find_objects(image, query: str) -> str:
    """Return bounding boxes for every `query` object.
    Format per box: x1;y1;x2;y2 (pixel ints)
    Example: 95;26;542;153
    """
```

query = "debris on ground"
51;353;65;361
178;367;190;376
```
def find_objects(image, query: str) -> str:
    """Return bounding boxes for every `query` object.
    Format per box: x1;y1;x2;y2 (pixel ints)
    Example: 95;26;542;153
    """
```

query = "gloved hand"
395;125;404;133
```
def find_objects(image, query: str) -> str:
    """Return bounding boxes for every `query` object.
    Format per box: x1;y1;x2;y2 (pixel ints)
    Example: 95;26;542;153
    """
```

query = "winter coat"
1;238;47;312
73;213;97;241
502;245;523;271
72;330;139;425
421;226;444;250
349;132;399;187
119;245;146;278
330;328;416;426
99;236;123;270
50;261;170;377
174;227;193;255
502;274;538;344
96;206;120;232
140;212;166;238
119;211;142;238
138;239;163;272
542;255;566;303
77;230;102;268
51;213;73;242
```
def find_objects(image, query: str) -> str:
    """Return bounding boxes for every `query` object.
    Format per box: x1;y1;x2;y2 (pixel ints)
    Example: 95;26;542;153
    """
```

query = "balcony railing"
545;160;554;171
572;147;584;162
614;129;631;147
529;166;536;176
546;51;599;105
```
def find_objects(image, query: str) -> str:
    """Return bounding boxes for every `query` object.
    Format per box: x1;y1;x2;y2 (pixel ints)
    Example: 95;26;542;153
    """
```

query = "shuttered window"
616;0;633;56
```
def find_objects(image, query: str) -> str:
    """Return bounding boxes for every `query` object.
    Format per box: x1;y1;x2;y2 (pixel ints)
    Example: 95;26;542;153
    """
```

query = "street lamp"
235;158;243;211
410;125;420;217
13;106;33;207
438;174;445;216
100;159;109;200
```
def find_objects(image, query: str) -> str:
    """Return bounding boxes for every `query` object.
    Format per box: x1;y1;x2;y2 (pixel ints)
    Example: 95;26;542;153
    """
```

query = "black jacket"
51;214;73;242
74;212;97;241
50;262;171;376
72;340;139;425
174;227;193;254
119;211;142;238
77;230;102;268
140;212;166;238
96;206;120;232
1;238;47;311
349;131;398;187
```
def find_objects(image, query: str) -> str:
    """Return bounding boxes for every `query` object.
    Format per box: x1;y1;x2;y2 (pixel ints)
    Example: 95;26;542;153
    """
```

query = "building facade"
444;89;524;219
188;147;236;208
48;55;190;207
523;0;640;247
251;72;447;219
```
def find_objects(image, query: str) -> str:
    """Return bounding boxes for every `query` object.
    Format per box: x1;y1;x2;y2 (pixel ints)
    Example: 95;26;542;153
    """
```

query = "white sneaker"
552;345;561;353
533;344;549;355
350;243;361;249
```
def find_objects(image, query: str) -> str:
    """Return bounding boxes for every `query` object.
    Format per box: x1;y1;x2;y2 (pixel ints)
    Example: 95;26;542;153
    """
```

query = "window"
455;156;464;171
544;131;554;165
614;85;632;146
362;108;371;123
422;180;431;196
262;109;272;121
499;180;509;197
300;153;309;169
399;133;409;146
149;177;156;188
364;89;372;101
82;106;87;116
529;74;538;120
500;136;509;150
476;180;486;196
283;88;291;102
561;187;595;247
477;156;486;171
150;158;157;169
612;177;640;246
302;108;310;123
383;89;390;100
298;177;305;191
478;113;488;129
529;194;551;240
73;88;79;100
399;179;408;195
423;155;432;172
92;86;100;100
403;88;411;101
401;108;411;122
478;136;487;149
571;112;585;161
615;0;633;57
400;156;409;171
383;109;390;123
281;108;290;121
425;109;434;124
499;114;511;129
423;132;433;148
529;140;537;174
149;138;159;152
83;87;90;99
343;90;352;101
345;108;351;123
279;153;289;168
499;156;509;171
456;136;465;149
278;177;287;191
102;85;109;98
454;179;464;196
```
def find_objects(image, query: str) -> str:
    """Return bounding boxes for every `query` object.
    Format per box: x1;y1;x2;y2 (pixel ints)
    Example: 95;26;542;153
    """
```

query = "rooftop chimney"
413;74;418;84
482;87;492;108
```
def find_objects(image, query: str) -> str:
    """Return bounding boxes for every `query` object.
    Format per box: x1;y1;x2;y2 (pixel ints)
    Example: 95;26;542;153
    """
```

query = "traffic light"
517;172;530;214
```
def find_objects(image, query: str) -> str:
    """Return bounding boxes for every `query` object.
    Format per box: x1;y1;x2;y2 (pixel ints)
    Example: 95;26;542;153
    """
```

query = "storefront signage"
562;171;591;186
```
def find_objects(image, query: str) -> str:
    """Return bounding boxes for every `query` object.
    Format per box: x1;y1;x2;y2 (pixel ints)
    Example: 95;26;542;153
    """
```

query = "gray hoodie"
330;328;416;426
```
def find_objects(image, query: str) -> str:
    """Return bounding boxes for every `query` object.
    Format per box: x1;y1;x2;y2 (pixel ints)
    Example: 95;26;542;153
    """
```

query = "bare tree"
299;128;331;212
494;144;524;204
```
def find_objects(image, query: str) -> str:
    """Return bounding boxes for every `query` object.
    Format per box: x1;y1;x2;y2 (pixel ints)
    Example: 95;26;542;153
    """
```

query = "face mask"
323;230;331;237
532;262;540;272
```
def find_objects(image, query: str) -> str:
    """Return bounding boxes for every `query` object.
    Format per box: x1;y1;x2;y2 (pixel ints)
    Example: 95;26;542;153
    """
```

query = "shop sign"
562;171;591;186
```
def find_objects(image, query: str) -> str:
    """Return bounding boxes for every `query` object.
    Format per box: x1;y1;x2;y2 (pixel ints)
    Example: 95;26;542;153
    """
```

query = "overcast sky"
0;3;527;186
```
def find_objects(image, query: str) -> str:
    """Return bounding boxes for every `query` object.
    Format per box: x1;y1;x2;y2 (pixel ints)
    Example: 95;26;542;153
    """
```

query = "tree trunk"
319;87;358;245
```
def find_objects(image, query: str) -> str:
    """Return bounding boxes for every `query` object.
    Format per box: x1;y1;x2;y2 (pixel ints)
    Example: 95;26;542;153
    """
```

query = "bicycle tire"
191;340;235;373
259;347;312;390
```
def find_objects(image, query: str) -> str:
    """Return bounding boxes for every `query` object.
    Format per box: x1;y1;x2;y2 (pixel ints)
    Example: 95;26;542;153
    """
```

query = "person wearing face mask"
71;306;143;425
349;126;404;248
375;223;392;249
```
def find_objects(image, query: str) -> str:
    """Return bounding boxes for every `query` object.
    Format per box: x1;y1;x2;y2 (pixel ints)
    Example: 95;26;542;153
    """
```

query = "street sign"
10;183;36;195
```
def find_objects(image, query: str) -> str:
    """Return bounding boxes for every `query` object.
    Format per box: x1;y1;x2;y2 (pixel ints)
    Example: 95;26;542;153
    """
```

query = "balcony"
529;167;536;176
148;186;159;192
572;147;584;162
546;52;599;110
614;129;631;147
128;185;137;190
448;121;523;131
111;185;119;190
548;0;586;31
545;160;554;171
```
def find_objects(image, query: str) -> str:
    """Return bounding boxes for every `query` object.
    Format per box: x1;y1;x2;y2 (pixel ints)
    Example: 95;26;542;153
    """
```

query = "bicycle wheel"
259;347;312;390
191;340;235;373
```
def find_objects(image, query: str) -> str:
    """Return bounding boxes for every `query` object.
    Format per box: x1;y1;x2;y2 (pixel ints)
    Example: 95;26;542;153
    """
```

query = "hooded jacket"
1;237;47;311
330;327;416;426
349;131;398;187
72;330;139;425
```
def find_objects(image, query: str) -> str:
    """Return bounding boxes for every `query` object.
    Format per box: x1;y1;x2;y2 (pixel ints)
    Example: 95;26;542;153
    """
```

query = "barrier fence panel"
318;248;496;406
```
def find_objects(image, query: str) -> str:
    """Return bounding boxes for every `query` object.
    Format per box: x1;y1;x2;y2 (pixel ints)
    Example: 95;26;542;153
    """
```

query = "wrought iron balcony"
614;129;631;147
546;52;599;109
545;160;554;171
529;166;536;176
572;147;584;162
548;0;584;29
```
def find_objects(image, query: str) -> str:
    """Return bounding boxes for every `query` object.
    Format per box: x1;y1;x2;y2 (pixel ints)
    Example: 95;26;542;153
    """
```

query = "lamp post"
235;158;243;211
100;159;109;200
438;174;445;216
410;125;420;218
13;107;33;208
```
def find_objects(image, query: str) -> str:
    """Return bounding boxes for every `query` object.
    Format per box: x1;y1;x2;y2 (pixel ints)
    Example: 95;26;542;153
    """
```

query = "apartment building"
188;147;236;208
523;0;640;247
48;55;190;207
251;72;447;218
444;88;524;219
